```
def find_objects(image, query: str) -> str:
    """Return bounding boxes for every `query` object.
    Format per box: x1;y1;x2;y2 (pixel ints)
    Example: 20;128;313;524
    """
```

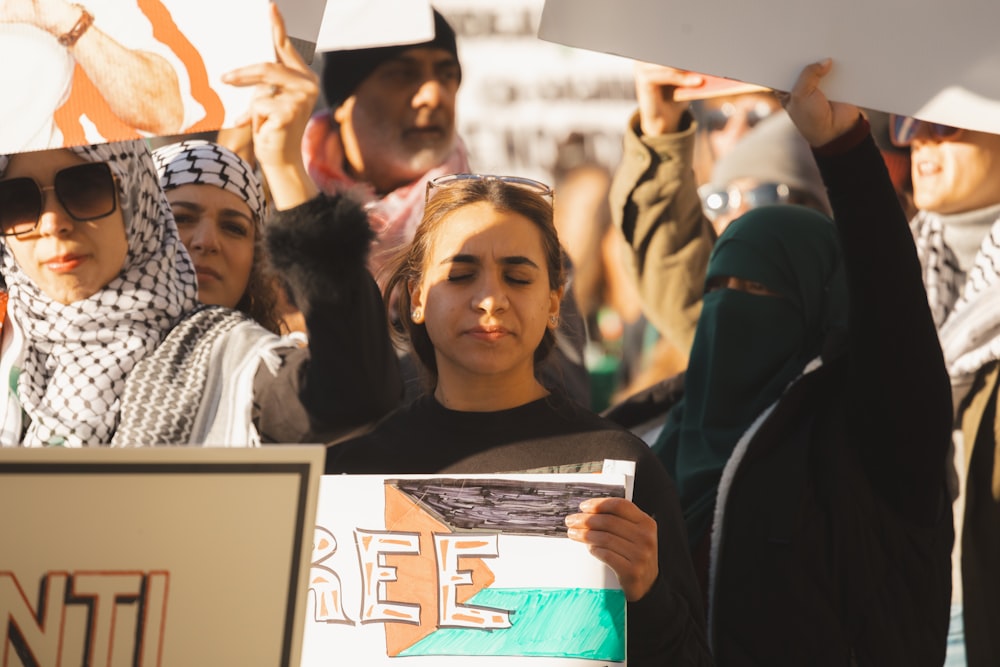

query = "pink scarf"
302;111;471;279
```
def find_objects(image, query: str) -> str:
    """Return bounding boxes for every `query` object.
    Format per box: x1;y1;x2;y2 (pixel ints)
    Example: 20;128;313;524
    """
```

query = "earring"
549;315;559;327
411;308;423;323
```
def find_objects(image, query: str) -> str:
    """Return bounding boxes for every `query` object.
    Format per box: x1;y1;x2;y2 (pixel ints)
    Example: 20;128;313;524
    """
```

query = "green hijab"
653;205;847;546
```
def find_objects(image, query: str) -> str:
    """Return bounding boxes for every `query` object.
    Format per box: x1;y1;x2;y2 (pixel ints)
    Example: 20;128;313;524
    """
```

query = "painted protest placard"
0;0;274;155
302;469;632;665
538;0;1000;135
0;446;324;667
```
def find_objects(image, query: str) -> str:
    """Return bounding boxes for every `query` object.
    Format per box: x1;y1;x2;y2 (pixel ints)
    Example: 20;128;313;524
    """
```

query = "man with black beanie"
303;9;470;277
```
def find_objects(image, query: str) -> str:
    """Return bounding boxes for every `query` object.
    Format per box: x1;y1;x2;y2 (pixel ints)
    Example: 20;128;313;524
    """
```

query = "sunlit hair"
381;177;565;387
238;228;283;335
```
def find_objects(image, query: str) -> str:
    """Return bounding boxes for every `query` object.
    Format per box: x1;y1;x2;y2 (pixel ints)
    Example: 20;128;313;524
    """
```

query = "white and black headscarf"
0;140;198;445
152;139;266;223
940;219;1000;411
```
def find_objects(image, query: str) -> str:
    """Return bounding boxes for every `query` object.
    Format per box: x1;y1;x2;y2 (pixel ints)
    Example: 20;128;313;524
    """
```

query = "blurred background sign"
436;0;637;183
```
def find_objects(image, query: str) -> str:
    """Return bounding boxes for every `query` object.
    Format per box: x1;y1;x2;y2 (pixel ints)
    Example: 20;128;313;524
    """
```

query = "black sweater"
327;392;713;666
252;194;403;444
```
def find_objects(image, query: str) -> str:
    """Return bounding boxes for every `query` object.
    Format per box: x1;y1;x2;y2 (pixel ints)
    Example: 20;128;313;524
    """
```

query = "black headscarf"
654;205;847;545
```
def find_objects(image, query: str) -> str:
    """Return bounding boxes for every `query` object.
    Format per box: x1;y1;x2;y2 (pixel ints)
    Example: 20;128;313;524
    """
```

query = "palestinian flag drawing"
304;470;631;665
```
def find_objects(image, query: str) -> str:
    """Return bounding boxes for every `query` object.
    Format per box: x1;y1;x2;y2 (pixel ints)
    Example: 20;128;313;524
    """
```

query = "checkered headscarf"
0;140;198;445
152;140;266;224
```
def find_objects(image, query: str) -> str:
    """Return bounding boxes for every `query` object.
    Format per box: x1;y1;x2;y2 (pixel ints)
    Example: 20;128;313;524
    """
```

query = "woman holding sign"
325;174;712;665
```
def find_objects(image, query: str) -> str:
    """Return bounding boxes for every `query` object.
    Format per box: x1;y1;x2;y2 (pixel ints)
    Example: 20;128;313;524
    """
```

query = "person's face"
167;184;256;309
409;201;562;390
2;150;127;305
336;47;460;194
911;128;1000;214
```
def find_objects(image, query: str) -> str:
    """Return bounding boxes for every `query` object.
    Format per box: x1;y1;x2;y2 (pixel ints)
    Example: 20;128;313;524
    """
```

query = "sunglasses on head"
702;182;798;221
0;162;118;237
889;114;963;147
699;100;776;134
426;173;553;203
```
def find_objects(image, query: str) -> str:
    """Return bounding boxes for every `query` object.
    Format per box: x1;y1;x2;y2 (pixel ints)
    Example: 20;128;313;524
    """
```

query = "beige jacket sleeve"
609;111;715;353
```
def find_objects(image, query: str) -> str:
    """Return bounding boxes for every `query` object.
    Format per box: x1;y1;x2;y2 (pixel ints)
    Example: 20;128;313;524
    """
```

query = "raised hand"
221;2;319;209
565;496;659;601
779;58;862;147
633;62;704;136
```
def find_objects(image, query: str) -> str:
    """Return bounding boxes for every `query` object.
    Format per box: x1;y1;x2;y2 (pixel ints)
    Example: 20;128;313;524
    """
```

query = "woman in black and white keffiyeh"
0;138;401;447
0;8;402;448
0;140;199;445
153;139;284;334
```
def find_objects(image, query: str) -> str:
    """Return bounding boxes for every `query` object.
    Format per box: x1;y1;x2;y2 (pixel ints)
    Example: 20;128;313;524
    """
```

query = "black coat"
608;126;954;665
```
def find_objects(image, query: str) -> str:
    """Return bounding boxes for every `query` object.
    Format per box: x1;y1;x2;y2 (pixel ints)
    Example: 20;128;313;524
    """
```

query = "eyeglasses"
702;182;797;221
0;162;118;237
426;173;553;203
698;100;776;134
889;114;963;147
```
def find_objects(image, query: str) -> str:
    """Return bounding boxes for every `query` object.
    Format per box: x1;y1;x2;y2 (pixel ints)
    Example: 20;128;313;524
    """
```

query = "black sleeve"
627;447;713;666
253;194;403;444
815;128;952;524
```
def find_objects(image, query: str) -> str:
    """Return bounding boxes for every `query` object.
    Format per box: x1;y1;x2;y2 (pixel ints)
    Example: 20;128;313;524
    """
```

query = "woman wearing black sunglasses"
0;6;402;448
0;136;400;447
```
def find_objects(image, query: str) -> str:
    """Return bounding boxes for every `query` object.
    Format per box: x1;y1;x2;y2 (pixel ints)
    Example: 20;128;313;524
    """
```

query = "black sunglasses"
0;162;118;237
889;114;962;147
699;100;776;134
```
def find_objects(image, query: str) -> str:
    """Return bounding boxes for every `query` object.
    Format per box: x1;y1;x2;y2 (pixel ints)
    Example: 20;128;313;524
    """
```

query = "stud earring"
549;315;559;327
411;308;423;323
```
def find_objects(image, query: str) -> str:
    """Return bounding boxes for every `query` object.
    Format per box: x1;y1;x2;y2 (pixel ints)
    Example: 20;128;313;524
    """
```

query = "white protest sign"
0;445;324;667
0;0;273;154
273;0;329;63
316;0;434;53
301;471;629;665
538;0;1000;135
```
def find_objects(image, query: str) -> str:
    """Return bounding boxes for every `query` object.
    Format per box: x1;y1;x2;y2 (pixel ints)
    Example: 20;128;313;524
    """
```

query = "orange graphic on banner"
383;484;495;657
53;0;224;145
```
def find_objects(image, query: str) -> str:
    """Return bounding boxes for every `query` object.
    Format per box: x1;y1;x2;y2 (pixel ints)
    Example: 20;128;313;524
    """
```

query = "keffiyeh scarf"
152;139;267;223
0;140;198;445
910;205;1000;328
302;111;470;277
939;218;1000;411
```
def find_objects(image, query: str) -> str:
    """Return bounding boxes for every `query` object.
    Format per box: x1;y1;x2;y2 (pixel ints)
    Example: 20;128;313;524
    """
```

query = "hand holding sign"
633;62;704;136
781;59;863;148
566;496;659;601
222;3;319;210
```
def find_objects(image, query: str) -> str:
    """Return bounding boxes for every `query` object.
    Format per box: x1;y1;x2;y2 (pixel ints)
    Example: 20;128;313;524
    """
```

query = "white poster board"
301;470;630;665
538;0;1000;135
273;0;329;63
316;0;434;53
0;445;324;667
0;0;273;154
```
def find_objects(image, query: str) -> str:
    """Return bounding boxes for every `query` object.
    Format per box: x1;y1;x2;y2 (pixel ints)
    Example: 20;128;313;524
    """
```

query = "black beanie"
321;10;460;109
